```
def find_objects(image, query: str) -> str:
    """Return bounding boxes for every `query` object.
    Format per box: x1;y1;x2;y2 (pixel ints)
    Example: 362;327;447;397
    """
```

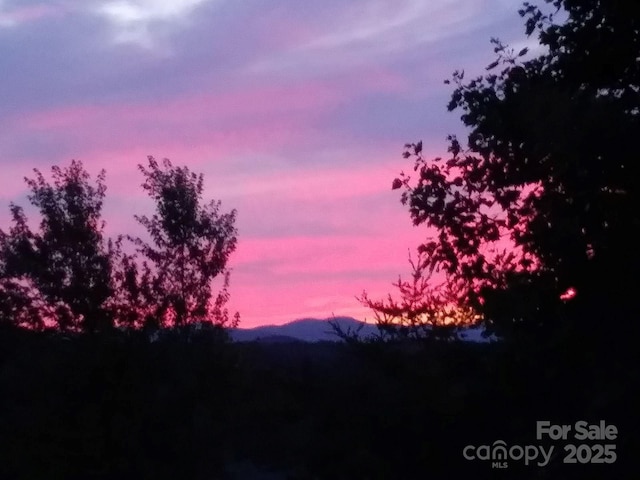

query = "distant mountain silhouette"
230;317;374;343
230;317;492;343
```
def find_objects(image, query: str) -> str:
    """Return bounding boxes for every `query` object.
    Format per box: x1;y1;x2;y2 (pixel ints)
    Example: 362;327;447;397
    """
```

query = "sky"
0;0;538;328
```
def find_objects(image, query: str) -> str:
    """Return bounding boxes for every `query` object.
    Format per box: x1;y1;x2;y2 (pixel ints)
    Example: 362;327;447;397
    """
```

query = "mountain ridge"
230;316;491;343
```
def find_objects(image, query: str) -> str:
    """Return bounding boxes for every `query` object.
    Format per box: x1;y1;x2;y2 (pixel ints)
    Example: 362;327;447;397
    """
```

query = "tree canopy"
115;157;239;330
0;161;114;332
0;157;238;334
390;0;640;342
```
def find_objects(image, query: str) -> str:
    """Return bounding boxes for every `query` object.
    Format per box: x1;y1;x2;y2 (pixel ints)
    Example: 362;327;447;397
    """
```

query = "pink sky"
0;0;534;327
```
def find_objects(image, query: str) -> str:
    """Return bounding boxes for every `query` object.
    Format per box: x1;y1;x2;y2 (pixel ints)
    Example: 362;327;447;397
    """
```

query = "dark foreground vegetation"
0;326;636;479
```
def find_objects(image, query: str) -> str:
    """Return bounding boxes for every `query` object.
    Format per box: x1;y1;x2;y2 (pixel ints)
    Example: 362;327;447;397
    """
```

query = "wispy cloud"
93;0;214;48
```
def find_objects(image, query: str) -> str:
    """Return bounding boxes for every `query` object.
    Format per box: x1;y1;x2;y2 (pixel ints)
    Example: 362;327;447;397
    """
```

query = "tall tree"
121;157;238;329
392;0;640;342
0;161;115;332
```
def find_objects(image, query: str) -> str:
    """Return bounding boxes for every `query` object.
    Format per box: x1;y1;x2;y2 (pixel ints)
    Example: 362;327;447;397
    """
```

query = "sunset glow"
0;0;528;327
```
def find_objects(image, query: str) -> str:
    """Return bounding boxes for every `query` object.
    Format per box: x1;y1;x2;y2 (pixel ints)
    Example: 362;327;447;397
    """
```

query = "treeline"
0;323;634;479
0;157;238;333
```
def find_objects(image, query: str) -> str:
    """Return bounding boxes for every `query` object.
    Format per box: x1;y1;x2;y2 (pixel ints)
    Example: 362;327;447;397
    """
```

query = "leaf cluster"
0;157;239;334
382;0;640;341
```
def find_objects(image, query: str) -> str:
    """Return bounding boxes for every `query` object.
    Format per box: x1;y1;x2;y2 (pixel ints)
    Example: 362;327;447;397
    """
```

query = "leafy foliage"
0;161;115;332
392;0;640;341
0;157;239;334
114;156;239;329
357;253;481;342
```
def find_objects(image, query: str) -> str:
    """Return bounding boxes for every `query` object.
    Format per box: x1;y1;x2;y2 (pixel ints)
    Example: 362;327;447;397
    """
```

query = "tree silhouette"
357;253;481;342
392;0;639;342
116;156;238;330
0;161;115;332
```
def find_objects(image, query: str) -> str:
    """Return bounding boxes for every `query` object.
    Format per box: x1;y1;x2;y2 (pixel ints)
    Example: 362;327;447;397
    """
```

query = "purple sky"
0;0;538;327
